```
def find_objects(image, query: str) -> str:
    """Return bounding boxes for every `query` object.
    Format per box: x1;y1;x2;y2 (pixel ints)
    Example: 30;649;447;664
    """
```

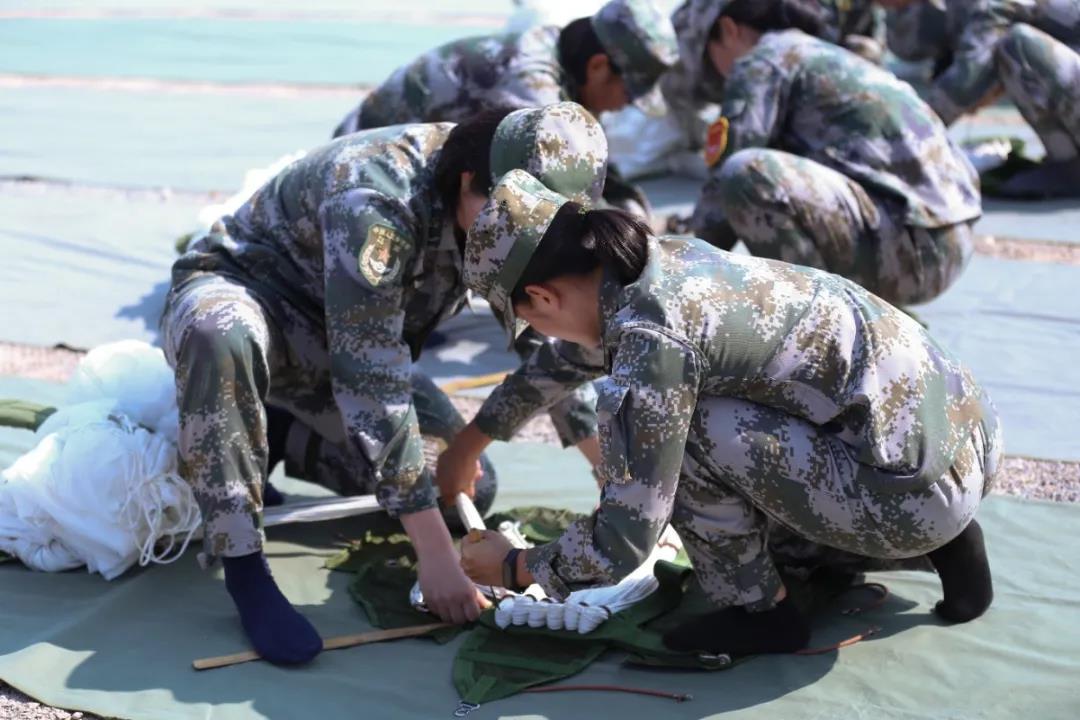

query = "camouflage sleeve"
715;53;788;165
472;337;604;442
526;329;701;599
691;54;787;248
511;326;599;448
926;1;1008;124
320;188;437;517
497;71;570;111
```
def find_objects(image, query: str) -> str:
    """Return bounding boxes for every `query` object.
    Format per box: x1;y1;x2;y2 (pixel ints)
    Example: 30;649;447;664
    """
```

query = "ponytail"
716;0;826;39
510;204;650;304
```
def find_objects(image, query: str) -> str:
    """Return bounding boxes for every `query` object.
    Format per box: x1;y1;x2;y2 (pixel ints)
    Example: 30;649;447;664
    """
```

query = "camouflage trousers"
670;396;1002;612
695;148;974;306
161;272;497;564
996;23;1080;161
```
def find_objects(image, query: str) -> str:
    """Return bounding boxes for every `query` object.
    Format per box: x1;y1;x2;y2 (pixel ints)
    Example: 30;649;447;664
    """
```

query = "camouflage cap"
671;0;729;102
465;169;572;345
591;0;679;115
490;102;609;206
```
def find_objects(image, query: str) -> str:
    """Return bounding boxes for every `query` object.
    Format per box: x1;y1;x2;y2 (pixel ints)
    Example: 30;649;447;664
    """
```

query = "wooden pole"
192;622;452;671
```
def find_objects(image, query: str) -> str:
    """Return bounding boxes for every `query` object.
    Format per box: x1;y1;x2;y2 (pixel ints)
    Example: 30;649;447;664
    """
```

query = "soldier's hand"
460;530;513;587
418;550;490;624
436;433;485;504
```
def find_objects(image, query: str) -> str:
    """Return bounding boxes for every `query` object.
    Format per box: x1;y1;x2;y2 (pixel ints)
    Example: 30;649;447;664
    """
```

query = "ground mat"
0;379;1077;720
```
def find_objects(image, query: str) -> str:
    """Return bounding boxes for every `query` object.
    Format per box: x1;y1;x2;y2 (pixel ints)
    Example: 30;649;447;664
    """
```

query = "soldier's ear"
584;53;613;84
716;16;738;45
522;283;561;311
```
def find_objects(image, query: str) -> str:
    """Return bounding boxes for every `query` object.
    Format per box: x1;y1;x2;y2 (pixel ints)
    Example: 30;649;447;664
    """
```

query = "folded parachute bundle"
0;341;200;579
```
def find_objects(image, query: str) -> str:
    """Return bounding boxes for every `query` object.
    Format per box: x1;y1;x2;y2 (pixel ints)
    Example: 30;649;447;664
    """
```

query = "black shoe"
927;519;994;623
996;157;1080;199
662;596;811;657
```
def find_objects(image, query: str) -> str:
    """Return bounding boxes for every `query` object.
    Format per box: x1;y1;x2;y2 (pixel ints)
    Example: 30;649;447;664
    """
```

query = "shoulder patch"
704;117;730;168
359;224;410;287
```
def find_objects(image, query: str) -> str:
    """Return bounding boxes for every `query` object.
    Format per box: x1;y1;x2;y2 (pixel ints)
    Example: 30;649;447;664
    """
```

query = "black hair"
558;16;620;87
511;204;650;304
434;107;514;211
711;0;826;40
932;48;955;80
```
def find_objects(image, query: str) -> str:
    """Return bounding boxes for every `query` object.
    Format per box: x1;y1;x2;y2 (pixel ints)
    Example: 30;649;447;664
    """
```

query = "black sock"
223;552;322;665
662;596;811;657
263;481;285;507
927;518;993;623
263;405;292;507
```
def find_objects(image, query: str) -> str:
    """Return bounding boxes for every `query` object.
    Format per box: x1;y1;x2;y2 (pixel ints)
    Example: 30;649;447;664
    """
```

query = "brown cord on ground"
523;685;692;702
794;582;889;656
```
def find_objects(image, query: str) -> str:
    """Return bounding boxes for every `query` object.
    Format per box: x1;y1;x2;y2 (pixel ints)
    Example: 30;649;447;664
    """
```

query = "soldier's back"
176;124;454;312
616;235;985;483
744;30;978;227
359;26;567;128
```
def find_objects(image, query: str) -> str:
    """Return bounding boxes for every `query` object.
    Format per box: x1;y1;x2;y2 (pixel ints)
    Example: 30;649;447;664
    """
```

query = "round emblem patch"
359;224;409;287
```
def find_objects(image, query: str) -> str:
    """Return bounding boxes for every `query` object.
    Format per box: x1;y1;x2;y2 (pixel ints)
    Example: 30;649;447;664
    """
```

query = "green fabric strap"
0;399;56;432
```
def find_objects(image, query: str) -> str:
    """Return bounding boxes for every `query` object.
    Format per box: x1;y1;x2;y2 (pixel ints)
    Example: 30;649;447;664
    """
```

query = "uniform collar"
598;235;660;354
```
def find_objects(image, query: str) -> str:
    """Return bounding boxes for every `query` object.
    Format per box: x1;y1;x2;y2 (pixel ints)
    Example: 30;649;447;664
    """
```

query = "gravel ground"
0;686;92;720
973;235;1080;266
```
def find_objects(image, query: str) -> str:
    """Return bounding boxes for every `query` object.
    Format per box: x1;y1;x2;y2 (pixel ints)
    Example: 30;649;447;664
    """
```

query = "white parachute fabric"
64;339;180;440
0;341;200;579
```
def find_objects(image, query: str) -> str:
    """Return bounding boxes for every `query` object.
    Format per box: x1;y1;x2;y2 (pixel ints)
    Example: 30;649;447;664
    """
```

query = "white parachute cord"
120;469;201;568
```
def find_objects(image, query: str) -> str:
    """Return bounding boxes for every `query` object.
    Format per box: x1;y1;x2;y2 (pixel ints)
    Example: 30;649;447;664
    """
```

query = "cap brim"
628;80;668;118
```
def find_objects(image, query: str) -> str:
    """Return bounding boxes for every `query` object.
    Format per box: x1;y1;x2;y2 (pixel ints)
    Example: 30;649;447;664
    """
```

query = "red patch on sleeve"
704;117;730;168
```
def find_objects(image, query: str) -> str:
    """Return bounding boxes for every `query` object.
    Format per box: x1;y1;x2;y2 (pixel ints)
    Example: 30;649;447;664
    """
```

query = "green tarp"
0;377;1078;720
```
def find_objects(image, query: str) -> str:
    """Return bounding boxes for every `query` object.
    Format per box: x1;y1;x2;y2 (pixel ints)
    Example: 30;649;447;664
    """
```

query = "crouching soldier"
161;103;608;664
449;170;1002;658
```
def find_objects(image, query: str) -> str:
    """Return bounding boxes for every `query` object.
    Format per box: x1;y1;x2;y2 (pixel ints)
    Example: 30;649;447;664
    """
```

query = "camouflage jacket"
820;0;882;44
704;29;980;230
474;236;995;597
172;124;467;517
348;26;572;132
926;0;1080;124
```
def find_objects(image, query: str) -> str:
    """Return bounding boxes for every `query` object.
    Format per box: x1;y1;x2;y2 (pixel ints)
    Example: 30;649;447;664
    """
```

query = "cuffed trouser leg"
163;275;280;564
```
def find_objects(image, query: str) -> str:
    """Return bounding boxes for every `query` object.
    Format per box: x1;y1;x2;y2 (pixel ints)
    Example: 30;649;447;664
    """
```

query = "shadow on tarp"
117;279;171;346
0;185;199;348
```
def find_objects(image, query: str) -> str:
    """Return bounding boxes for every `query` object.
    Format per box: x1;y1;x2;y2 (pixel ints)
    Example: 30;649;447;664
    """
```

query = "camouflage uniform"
332;1;675;447
334;0;679;137
914;0;1080;162
885;0;948;67
464;170;1002;611
161;105;609;564
820;0;886;62
690;28;981;306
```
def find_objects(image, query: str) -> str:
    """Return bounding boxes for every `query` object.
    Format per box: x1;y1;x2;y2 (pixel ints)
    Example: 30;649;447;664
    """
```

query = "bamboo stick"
192;622;451;671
